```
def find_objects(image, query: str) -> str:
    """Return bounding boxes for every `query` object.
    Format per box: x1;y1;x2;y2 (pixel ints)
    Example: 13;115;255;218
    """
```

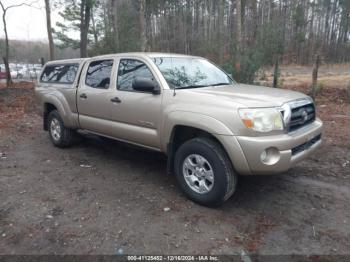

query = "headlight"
239;108;284;132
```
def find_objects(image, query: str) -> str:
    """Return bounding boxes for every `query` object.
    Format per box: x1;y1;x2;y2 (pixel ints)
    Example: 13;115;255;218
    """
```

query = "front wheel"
48;110;74;148
174;137;237;206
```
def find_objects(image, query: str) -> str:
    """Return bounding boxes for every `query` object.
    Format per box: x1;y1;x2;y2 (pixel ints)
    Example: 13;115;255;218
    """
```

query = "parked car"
28;65;43;79
35;53;323;206
10;70;18;79
11;65;26;79
0;66;7;79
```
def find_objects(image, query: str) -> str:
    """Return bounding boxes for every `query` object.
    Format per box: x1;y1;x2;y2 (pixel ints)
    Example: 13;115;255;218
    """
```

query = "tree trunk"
235;0;242;79
251;0;258;42
218;0;225;62
1;8;12;86
90;6;98;45
310;54;320;99
110;0;119;51
44;0;54;61
140;0;148;52
80;0;91;58
273;57;279;88
307;0;315;64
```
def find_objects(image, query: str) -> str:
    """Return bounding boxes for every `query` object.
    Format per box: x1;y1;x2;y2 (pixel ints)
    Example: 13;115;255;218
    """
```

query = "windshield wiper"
175;83;231;89
210;83;231;86
176;85;208;89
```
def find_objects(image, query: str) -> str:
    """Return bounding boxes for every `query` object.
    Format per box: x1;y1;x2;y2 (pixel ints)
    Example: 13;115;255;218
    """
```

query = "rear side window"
40;64;79;84
85;60;113;89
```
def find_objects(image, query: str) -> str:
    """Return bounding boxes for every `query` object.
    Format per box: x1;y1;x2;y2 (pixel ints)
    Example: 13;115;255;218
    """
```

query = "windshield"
152;57;234;89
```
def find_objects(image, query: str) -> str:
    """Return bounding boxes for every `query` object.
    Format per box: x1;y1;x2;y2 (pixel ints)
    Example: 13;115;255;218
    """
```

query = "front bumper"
217;118;323;175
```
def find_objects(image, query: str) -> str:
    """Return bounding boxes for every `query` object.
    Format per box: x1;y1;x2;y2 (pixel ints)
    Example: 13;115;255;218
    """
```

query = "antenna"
171;56;176;96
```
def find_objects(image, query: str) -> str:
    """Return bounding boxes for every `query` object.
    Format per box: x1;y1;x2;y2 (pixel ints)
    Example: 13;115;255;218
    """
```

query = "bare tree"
235;0;242;80
0;0;39;86
310;54;320;99
80;0;93;58
44;0;54;60
139;0;147;51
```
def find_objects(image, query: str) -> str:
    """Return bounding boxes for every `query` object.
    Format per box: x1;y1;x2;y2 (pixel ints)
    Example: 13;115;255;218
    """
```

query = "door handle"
80;93;87;99
110;97;121;103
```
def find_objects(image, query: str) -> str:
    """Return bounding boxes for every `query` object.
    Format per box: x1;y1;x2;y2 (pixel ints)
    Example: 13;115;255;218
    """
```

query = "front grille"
289;102;316;132
292;134;321;156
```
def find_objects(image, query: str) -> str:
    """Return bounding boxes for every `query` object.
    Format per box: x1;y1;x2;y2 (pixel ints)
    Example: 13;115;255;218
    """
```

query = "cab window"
117;59;154;91
40;64;79;84
85;60;113;89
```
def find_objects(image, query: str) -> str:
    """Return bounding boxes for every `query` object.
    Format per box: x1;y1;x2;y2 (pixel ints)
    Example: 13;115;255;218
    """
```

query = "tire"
174;137;237;207
47;110;74;148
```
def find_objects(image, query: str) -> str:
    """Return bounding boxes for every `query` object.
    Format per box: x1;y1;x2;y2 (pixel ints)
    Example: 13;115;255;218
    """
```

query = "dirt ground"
0;68;350;256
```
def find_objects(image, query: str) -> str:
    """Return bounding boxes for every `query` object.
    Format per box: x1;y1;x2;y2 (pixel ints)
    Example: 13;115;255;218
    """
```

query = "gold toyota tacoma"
35;53;323;206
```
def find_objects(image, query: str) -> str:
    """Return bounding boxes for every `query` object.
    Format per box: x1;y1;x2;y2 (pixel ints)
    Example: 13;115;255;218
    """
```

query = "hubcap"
182;154;214;194
50;118;61;141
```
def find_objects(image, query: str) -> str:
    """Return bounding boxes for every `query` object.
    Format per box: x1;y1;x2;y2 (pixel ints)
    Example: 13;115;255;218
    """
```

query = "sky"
0;0;62;42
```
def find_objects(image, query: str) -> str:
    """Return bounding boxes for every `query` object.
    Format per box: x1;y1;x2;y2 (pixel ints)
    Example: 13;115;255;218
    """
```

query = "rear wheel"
48;110;74;147
174;137;237;206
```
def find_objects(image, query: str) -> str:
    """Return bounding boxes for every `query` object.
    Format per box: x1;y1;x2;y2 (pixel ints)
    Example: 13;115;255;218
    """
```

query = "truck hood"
187;84;309;108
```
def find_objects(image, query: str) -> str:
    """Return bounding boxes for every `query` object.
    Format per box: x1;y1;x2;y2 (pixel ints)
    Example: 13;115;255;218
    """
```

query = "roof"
45;52;202;65
45;58;87;65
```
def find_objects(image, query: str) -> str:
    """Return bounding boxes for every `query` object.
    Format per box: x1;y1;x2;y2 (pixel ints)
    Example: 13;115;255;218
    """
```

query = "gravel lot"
0;84;349;256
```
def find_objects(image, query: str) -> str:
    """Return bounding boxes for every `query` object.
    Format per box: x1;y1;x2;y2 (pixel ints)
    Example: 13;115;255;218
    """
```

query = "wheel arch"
166;125;231;175
42;94;77;130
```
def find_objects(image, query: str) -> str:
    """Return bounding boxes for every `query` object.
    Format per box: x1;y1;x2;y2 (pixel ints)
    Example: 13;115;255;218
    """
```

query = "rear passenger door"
77;58;117;134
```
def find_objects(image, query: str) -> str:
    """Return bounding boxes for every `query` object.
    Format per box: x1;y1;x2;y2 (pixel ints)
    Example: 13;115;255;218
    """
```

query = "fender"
161;110;234;152
42;92;78;129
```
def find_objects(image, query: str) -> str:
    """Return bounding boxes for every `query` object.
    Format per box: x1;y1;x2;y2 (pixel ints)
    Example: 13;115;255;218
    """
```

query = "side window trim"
85;59;114;89
75;61;88;88
40;63;79;85
116;58;158;93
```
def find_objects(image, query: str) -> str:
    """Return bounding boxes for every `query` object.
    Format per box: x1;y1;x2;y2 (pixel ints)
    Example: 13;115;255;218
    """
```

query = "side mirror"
132;77;160;94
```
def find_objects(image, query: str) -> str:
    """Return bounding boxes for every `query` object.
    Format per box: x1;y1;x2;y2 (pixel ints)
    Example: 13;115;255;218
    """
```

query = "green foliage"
53;0;97;51
221;21;285;84
256;23;284;65
88;1;140;55
222;48;264;84
53;0;81;49
48;0;349;67
116;1;140;52
293;4;306;28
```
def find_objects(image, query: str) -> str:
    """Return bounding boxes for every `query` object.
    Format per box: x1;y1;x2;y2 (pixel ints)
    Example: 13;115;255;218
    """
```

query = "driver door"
107;58;163;149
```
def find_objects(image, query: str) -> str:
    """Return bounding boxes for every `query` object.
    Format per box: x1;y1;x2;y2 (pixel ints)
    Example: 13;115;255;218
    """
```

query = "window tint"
86;60;113;89
117;59;154;91
40;64;79;84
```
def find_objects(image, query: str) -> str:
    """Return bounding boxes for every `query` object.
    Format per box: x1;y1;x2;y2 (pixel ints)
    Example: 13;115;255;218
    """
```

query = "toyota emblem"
301;110;308;123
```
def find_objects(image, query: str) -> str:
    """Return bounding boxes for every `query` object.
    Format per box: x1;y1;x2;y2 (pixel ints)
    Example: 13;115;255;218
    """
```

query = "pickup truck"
35;53;323;206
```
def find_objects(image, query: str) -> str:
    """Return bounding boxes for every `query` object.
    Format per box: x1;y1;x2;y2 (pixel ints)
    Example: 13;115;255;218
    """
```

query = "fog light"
260;150;268;162
260;147;280;165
